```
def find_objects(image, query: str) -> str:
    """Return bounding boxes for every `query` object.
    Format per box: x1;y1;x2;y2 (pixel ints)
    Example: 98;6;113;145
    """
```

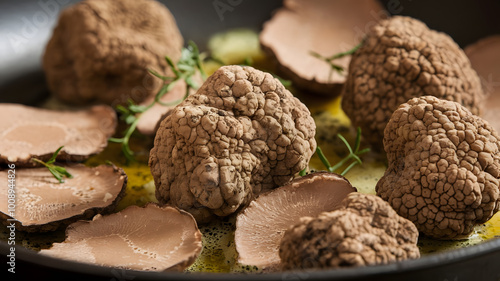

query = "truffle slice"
40;204;202;272
235;172;356;271
43;0;183;105
136;81;187;136
377;96;500;239
342;16;485;148
0;104;116;166
279;193;420;270
465;35;500;132
260;0;386;96
0;165;126;232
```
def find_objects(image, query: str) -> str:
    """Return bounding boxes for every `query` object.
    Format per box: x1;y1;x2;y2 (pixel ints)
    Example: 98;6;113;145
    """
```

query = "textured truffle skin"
43;0;183;105
377;96;500;239
342;16;484;148
149;65;317;223
279;193;420;270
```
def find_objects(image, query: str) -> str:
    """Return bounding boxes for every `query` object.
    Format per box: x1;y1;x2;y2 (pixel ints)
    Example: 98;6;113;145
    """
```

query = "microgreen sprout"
310;41;363;82
109;41;206;163
31;146;73;183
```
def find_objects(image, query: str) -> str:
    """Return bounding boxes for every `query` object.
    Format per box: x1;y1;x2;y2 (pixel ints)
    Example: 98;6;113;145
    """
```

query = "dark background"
0;0;499;105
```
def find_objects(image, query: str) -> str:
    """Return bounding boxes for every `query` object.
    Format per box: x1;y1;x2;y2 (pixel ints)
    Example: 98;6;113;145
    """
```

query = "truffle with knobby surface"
0;104;116;166
279;193;420;270
342;16;484;148
150;65;317;223
377;96;500;239
235;172;356;271
40;204;202;271
0;165;127;232
43;0;183;105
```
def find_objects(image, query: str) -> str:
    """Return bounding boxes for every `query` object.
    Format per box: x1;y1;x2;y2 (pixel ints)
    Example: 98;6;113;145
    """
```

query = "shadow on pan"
0;0;499;280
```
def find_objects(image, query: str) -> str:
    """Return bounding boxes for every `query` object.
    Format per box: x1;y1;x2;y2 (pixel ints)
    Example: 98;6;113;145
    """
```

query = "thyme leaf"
31;146;73;183
310;41;364;82
315;127;370;176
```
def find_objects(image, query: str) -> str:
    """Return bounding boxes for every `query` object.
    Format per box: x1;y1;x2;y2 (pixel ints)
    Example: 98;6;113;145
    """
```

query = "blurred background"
0;0;498;104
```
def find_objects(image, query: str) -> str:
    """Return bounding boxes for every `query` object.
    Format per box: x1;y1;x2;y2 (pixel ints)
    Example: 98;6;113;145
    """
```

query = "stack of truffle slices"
0;105;204;272
0;0;204;272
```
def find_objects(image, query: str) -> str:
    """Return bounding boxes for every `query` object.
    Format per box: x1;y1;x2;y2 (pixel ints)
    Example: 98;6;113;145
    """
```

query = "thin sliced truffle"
260;0;386;96
150;65;317;223
342;16;485;148
136;81;186;135
465;35;500;132
235;172;356;270
43;0;183;105
0;104;116;166
279;193;420;270
0;164;126;232
40;204;202;272
377;96;500;239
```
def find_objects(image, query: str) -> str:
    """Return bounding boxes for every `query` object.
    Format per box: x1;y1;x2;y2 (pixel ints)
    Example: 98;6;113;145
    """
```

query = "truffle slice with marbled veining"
0;104;116;166
0;164;126;232
235;172;356;271
40;204;202;272
260;0;386;96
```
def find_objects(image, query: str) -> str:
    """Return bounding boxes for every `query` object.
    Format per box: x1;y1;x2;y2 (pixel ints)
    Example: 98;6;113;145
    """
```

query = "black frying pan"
1;0;500;280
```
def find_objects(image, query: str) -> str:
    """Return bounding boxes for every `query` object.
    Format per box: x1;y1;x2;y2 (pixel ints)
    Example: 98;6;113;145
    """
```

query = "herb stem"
31;146;73;183
314;127;370;176
110;41;205;163
310;41;364;82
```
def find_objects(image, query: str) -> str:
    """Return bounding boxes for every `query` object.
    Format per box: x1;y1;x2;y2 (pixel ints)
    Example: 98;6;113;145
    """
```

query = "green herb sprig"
310;41;363;82
109;41;207;162
32;146;73;183
301;127;370;176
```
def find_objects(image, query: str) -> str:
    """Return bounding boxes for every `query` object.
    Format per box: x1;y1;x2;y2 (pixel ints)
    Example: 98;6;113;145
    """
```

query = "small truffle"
279;193;420;270
40;204;202;272
43;0;183;105
260;0;386;96
0;165;127;232
235;172;356;270
0;104;116;166
342;16;484;148
150;65;317;223
377;96;500;239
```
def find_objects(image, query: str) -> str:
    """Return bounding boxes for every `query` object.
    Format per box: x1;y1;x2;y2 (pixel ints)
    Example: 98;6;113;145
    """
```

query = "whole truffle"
43;0;183;105
149;65;317;223
377;96;500;239
279;193;420;270
342;16;484;148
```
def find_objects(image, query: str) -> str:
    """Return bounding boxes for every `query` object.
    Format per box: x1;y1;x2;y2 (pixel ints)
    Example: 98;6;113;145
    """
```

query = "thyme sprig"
302;127;370;176
109;41;206;162
310;41;363;81
32;146;73;183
